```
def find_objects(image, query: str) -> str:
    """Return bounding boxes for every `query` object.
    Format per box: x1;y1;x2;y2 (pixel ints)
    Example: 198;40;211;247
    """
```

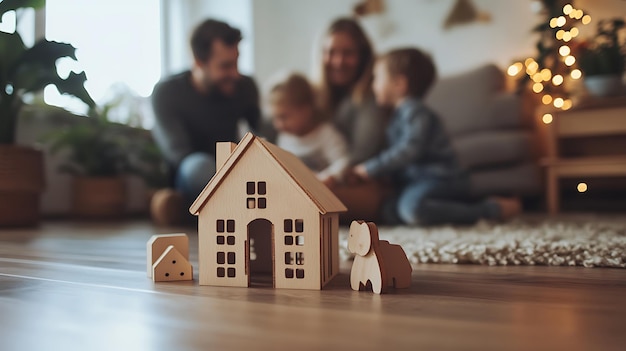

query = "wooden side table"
539;97;626;214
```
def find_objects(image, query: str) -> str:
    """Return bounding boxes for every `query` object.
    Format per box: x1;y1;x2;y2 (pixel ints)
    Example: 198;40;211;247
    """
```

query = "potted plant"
578;18;625;97
45;104;133;219
0;0;95;226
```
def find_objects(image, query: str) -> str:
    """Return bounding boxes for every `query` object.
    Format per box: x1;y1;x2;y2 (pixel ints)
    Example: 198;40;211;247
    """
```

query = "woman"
317;17;387;165
316;18;390;221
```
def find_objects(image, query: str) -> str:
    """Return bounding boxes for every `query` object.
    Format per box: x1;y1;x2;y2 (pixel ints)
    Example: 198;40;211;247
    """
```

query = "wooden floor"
0;221;625;351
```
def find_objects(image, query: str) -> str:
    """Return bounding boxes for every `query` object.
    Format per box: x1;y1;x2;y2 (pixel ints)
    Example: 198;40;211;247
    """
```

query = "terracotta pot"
0;145;45;227
72;176;127;219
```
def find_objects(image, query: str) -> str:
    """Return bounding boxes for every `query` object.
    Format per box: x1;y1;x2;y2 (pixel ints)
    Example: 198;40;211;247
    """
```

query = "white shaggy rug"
339;216;626;268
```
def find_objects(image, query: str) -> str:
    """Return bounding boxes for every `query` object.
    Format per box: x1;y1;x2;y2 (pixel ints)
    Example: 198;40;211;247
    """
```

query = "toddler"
353;48;520;225
270;73;349;185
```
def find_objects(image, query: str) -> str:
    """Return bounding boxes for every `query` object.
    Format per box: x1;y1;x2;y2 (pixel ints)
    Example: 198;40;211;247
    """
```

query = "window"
295;252;304;265
295;235;304;246
284;252;294;265
43;0;161;123
217;236;225;245
295;219;304;232
217;220;225;233
226;220;235;232
217;219;235;234
284;219;293;233
284;236;294;245
246;181;267;209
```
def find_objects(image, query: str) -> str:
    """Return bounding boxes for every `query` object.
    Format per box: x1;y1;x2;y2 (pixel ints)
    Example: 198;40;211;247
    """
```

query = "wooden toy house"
189;133;347;290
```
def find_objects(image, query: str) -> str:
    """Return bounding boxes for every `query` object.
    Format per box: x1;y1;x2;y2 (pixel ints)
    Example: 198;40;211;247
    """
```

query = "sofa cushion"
425;64;522;136
454;130;533;170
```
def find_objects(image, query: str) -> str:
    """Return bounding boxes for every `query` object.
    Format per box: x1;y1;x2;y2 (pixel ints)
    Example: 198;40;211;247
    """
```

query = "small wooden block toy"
189;132;347;290
152;245;193;282
347;220;412;294
147;233;189;278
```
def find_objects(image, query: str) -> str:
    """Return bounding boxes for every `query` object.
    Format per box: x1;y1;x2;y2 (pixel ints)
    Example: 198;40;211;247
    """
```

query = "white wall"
251;0;541;86
170;0;626;87
250;0;626;88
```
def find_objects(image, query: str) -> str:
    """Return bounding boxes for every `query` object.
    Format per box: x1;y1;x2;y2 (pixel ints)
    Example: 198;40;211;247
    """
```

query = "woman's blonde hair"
316;18;375;114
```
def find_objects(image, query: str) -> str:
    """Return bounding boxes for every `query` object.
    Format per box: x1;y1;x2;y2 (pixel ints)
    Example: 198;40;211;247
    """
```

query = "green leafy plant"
578;18;626;76
0;0;95;144
44;104;131;177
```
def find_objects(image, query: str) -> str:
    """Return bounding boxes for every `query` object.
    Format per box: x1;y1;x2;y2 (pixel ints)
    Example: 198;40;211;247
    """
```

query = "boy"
270;73;349;185
353;48;520;225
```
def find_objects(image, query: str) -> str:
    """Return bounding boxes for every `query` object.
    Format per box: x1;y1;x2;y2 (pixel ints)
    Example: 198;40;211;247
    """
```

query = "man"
151;19;260;225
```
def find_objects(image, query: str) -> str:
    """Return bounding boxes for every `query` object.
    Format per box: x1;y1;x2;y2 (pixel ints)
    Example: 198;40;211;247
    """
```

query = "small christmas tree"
508;0;592;113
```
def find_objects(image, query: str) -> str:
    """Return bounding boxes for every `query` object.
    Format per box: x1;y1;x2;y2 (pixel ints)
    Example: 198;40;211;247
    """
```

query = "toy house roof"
189;132;347;215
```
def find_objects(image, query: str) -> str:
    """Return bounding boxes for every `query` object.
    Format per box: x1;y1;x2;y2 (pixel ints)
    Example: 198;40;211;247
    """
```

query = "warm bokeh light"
573;10;583;19
571;69;582;79
577;182;588;193
526;61;539;75
540;68;552;81
549;17;558;28
570;27;579;37
533;82;544;93
525;58;536;66
556;16;566;27
542;113;553;124
563;32;572;42
563;4;573;15
507;62;523;76
559;45;571;56
552;74;564;86
565;55;576;66
582;14;591;25
532;73;543;83
554;97;564;108
562;99;573;110
542;94;553;104
556;30;565;40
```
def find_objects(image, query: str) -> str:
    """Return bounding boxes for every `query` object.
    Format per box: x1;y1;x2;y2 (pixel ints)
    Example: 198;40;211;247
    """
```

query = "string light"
552;74;564;86
565;55;576;66
553;97;564;108
507;62;523;76
556;16;567;27
540;68;552;81
573;10;583;19
577;182;587;193
563;4;573;15
570;27;579;37
563;31;572;42
562;99;573;110
542;113;553;124
533;82;544;93
559;45;571;56
582;14;591;25
542;94;553;104
571;69;582;79
526;61;539;75
556;30;565;40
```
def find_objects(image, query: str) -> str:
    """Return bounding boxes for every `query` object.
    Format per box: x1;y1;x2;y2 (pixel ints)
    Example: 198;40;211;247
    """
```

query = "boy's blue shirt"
363;97;461;181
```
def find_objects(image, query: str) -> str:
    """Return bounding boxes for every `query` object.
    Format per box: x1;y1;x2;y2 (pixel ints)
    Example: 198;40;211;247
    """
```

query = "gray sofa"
425;64;540;197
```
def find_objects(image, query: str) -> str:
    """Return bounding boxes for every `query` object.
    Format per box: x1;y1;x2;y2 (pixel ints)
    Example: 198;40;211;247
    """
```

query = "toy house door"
247;218;274;287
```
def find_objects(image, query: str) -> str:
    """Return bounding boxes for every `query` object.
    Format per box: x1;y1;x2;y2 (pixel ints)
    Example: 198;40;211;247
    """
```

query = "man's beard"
205;76;238;97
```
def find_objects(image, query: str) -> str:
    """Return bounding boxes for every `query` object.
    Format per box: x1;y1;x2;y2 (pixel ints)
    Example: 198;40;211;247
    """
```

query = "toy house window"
226;220;235;232
217;236;225;245
296;269;305;279
295;235;304;246
217;252;226;264
285;268;294;278
284;252;294;265
217;267;225;277
227;236;235;245
284;219;293;233
295;252;304;265
246;181;267;209
217;220;225;232
295;219;304;232
284;236;294;245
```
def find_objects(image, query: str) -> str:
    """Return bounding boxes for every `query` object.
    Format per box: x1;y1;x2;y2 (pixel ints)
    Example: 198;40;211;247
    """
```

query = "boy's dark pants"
385;174;500;225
